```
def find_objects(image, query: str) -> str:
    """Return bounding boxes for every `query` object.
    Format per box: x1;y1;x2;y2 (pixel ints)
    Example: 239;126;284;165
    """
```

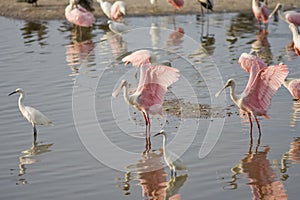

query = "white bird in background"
154;130;187;177
97;0;112;19
107;20;128;34
8;88;52;142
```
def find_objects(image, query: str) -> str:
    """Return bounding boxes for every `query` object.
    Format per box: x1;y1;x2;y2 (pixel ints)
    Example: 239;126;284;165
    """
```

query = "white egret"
154;130;187;177
8;88;52;142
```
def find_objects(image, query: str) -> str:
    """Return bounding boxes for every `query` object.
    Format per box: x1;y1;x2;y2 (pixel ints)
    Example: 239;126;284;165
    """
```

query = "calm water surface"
0;13;300;200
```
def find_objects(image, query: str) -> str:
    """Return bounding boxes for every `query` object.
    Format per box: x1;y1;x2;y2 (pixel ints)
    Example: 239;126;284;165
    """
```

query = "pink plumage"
286;12;300;26
252;0;269;27
110;1;126;22
238;52;267;73
167;0;184;10
122;50;156;67
284;78;300;100
65;2;95;27
289;23;300;56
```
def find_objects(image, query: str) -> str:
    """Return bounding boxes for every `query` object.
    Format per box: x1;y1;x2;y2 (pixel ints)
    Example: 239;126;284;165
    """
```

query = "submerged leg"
33;125;37;146
142;112;151;154
247;112;253;145
254;115;262;145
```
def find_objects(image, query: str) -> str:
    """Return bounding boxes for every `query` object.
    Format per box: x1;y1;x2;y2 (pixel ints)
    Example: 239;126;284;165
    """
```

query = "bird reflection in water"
65;28;95;76
276;137;300;181
167;27;184;47
251;30;272;64
20;21;48;46
101;31;127;61
289;101;300;128
226;144;288;200
117;151;188;199
17;141;53;185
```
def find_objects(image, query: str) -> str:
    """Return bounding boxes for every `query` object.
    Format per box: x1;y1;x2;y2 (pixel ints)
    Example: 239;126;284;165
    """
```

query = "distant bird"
216;63;288;142
154;130;187;176
8;88;52;142
16;0;38;7
112;61;180;153
167;0;184;12
77;0;94;12
252;0;269;29
122;49;157;67
288;23;300;56
269;3;300;26
65;0;95;28
198;0;214;15
107;20;128;34
238;52;267;73
283;78;300;100
110;1;126;22
97;0;112;19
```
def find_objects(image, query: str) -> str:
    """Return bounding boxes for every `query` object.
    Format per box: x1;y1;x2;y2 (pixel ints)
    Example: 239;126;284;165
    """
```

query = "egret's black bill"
8;91;17;96
153;132;161;137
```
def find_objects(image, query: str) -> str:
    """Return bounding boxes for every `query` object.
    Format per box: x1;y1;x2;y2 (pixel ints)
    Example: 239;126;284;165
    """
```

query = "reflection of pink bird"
252;0;269;29
65;0;95;27
110;1;126;22
238;52;267;73
122;50;157;67
216;62;288;141
112;61;180;152
167;27;184;46
284;78;300;100
289;23;300;56
269;3;300;26
167;0;184;11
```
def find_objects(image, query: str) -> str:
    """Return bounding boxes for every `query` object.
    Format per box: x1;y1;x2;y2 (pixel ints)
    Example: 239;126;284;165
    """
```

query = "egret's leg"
33;125;37;145
247;112;253;145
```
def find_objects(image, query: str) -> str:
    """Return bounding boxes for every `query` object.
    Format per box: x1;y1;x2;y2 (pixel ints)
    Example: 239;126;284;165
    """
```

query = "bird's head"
215;79;235;97
153;130;166;137
8;88;24;96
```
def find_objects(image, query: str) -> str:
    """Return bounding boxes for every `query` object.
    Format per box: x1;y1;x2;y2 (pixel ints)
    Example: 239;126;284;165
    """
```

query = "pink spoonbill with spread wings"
216;62;288;143
112;60;180;153
269;3;300;26
284;78;300;100
252;0;269;29
65;0;95;28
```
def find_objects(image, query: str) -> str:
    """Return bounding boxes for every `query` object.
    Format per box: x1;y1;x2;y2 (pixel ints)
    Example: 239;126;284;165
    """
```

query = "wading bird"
110;1;126;22
154;130;187;177
167;0;184;13
198;0;214;15
283;78;300;100
65;0;95;28
289;23;300;56
252;0;269;29
269;3;300;26
112;61;180;153
216;63;288;143
8;88;52;142
97;0;112;19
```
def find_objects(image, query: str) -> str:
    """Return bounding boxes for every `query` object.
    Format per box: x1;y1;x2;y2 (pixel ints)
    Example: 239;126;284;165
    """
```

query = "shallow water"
0;13;300;200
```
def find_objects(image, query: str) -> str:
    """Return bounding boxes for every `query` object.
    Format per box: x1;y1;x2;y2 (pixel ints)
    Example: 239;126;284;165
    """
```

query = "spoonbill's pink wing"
137;64;180;115
286;12;300;26
242;64;288;116
167;0;184;10
288;79;300;99
238;53;267;73
68;5;95;27
122;50;153;67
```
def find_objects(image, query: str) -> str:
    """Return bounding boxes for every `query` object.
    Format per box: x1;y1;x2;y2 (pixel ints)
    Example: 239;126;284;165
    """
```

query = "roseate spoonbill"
97;0;112;19
252;0;269;29
238;52;267;73
8;88;52;142
269;3;300;26
122;50;157;67
216;63;288;142
154;130;187;177
283;78;300;100
288;23;300;56
65;0;95;28
110;1;126;22
167;0;184;12
107;20;128;34
112;61;180;153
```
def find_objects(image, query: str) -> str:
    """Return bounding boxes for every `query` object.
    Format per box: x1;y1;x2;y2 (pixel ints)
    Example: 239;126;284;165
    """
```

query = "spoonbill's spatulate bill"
112;61;180;153
9;88;52;143
216;63;288;143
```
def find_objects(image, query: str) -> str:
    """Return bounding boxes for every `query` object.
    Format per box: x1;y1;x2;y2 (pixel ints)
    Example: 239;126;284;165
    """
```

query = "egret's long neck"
229;84;239;105
122;84;133;106
162;134;167;154
18;92;26;112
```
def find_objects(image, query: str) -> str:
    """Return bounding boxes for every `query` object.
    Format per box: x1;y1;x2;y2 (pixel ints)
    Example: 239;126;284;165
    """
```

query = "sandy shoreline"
1;0;300;21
